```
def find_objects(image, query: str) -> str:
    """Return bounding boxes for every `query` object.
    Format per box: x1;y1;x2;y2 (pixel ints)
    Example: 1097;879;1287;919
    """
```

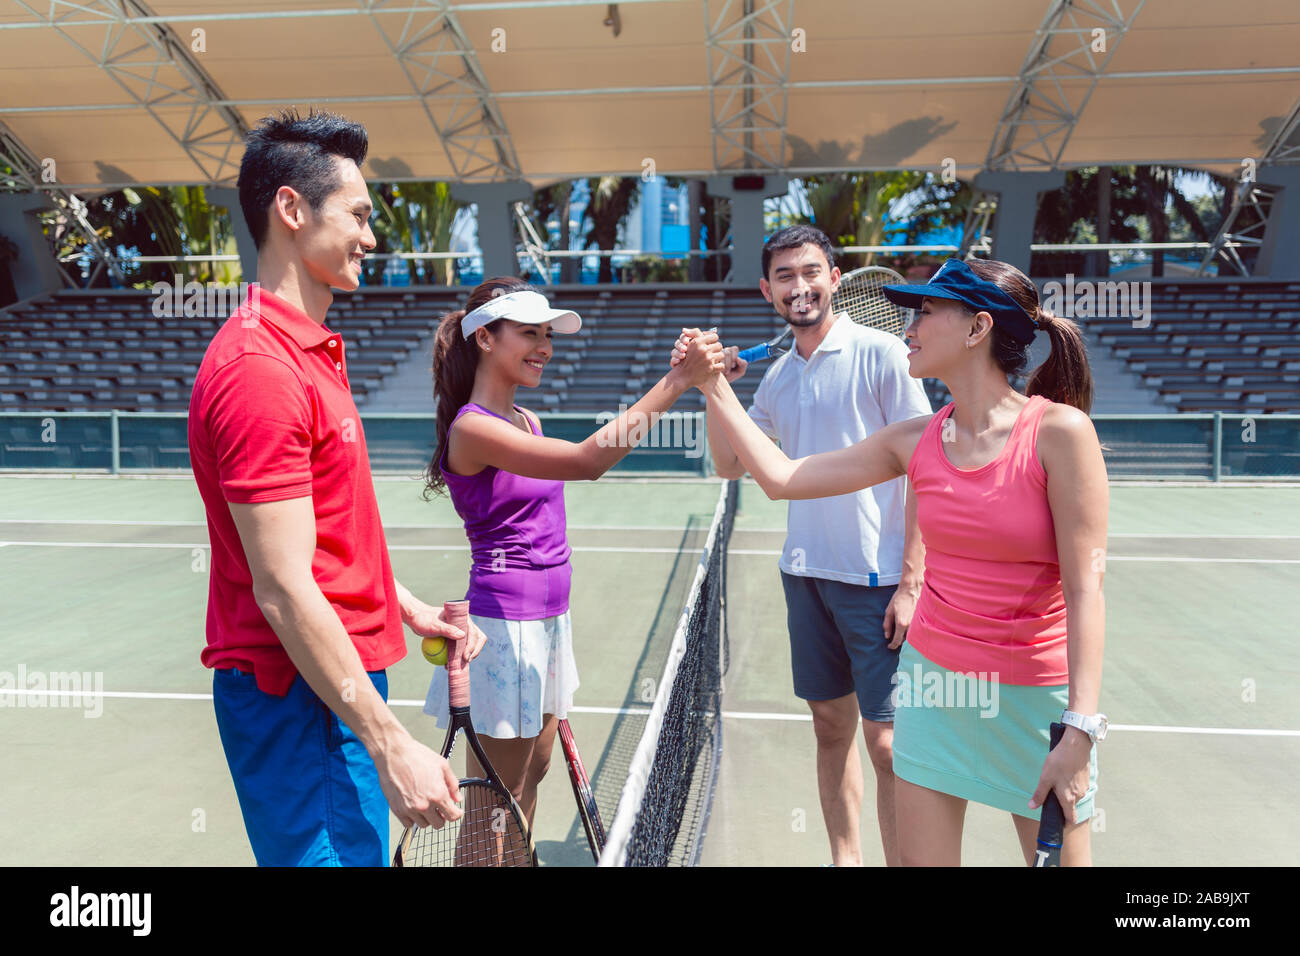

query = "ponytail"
1026;308;1093;414
423;276;533;497
968;259;1095;414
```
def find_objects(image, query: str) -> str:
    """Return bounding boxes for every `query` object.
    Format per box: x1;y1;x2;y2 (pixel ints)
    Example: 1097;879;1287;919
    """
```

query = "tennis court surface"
1;474;1297;866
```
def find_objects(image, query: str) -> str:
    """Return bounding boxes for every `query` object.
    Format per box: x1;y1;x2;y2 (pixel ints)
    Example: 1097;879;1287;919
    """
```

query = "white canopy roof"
1;0;1297;192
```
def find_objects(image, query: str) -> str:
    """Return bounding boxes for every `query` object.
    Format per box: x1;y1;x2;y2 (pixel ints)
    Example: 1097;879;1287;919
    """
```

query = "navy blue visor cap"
881;258;1037;345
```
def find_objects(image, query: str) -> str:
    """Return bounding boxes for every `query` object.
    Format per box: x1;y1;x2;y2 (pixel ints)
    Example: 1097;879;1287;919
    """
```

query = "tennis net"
598;478;738;867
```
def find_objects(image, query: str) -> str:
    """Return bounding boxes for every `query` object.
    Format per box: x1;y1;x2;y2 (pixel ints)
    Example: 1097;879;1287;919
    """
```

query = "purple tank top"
441;402;571;619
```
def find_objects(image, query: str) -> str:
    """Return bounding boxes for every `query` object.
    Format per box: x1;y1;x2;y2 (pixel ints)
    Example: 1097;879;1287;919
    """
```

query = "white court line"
4;541;1300;564
1101;556;1300;564
6;519;1300;541
0;541;700;555
735;549;1300;564
0;518;209;526
1109;533;1300;539
0;518;746;533
1;689;1296;737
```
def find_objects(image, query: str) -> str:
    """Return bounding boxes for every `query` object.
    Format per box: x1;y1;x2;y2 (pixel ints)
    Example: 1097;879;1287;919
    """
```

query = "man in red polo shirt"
188;109;482;866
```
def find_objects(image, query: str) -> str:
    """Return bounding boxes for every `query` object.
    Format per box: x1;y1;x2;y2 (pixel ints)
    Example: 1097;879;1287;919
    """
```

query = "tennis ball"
421;636;448;666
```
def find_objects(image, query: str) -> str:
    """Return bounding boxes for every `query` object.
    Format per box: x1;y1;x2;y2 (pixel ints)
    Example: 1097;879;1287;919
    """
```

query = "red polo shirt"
188;284;404;695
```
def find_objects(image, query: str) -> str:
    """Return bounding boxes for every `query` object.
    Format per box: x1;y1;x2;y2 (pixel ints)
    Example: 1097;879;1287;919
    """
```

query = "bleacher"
1084;280;1300;413
12;280;1297;418
0;285;951;415
13;278;1299;478
0;287;455;412
527;287;775;414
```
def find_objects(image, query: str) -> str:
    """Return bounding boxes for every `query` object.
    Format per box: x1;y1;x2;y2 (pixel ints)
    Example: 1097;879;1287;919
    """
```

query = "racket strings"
401;782;533;867
832;271;911;338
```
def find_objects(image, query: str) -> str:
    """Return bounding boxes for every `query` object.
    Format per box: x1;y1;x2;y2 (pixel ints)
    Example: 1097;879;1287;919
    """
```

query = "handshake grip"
674;327;722;364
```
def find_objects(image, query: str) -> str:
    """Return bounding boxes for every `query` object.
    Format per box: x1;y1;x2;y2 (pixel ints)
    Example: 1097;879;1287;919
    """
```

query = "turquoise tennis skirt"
892;642;1097;824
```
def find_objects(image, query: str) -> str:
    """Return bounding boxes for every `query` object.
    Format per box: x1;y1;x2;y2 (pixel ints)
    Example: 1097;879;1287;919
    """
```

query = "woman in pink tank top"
680;257;1108;866
422;276;722;841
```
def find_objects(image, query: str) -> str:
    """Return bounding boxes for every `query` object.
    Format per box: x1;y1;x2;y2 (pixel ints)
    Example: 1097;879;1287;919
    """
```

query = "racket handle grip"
444;600;470;709
1034;721;1068;867
737;343;767;363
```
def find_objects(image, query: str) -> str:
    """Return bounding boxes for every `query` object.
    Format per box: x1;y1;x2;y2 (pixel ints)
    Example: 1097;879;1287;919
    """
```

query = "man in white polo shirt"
702;225;932;866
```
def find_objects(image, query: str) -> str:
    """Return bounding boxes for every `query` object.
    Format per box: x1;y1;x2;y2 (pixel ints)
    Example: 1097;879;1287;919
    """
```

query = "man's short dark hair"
761;224;836;279
237;109;369;249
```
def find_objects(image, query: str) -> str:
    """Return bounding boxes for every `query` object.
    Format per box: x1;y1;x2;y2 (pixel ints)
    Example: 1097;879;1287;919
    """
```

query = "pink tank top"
905;395;1067;685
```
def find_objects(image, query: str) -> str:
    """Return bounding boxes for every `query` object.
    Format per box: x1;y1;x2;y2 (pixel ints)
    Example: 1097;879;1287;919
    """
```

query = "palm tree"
64;185;239;286
695;181;731;282
521;181;578;284
0;232;19;306
792;171;961;271
370;181;463;285
582;176;639;283
1034;166;1233;276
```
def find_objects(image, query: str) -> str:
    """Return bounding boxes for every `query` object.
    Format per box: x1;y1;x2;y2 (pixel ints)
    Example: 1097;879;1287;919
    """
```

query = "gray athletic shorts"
780;571;899;722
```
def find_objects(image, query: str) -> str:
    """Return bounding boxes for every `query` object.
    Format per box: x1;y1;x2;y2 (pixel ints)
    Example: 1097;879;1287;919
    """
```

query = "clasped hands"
669;328;747;389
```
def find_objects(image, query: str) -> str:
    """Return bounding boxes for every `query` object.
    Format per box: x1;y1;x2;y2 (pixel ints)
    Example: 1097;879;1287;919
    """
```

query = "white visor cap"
460;290;582;340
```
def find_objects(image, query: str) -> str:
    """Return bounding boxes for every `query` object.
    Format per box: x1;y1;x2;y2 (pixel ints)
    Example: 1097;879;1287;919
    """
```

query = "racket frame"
737;325;792;364
558;717;606;863
393;608;539;867
737;265;909;365
831;265;912;338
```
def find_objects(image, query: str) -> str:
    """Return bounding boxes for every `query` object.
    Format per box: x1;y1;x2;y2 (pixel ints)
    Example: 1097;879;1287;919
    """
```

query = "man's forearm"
257;579;408;756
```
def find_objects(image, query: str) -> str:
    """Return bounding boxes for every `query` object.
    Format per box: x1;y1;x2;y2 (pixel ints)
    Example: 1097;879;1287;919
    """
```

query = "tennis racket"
1033;721;1068;867
557;717;605;862
393;600;538;867
736;265;910;364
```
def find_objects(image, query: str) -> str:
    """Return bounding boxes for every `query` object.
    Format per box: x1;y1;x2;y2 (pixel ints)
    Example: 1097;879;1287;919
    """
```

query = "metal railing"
59;240;1251;288
2;411;1297;480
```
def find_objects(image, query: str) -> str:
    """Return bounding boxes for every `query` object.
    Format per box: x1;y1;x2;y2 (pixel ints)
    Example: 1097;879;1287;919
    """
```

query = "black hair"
424;277;534;497
966;259;1094;413
761;224;836;279
236;109;369;249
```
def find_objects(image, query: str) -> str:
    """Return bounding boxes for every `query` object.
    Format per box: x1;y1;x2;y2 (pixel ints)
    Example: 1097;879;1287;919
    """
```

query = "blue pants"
781;572;900;721
212;667;390;866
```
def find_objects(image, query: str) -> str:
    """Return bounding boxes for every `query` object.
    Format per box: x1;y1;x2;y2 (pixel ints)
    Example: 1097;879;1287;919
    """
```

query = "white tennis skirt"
423;611;579;740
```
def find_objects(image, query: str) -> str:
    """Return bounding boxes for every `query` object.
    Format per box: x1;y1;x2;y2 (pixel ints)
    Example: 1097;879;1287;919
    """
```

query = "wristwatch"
1061;710;1108;743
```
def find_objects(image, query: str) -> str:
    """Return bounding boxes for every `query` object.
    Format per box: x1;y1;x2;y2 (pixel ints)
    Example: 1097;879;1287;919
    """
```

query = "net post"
110;410;121;475
1212;411;1223;481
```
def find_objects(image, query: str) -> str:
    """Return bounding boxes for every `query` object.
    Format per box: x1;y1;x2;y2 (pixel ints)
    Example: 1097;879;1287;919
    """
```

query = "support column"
688;180;704;282
205;187;258;283
0;192;64;301
705;174;789;286
972;170;1065;275
1094;165;1112;278
1253;166;1300;279
450;181;532;279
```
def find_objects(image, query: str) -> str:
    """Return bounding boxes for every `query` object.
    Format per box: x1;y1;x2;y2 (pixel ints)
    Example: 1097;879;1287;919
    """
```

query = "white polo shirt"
748;313;933;588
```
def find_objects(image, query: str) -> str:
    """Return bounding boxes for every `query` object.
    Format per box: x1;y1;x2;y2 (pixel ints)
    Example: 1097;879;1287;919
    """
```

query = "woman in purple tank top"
422;276;722;835
680;257;1110;867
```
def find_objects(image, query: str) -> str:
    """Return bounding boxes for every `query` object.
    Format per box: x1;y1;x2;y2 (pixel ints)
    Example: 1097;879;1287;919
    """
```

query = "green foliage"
779;171;967;272
64;185;239;286
623;255;688;283
368;181;463;285
583;176;640;283
1034;165;1235;274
